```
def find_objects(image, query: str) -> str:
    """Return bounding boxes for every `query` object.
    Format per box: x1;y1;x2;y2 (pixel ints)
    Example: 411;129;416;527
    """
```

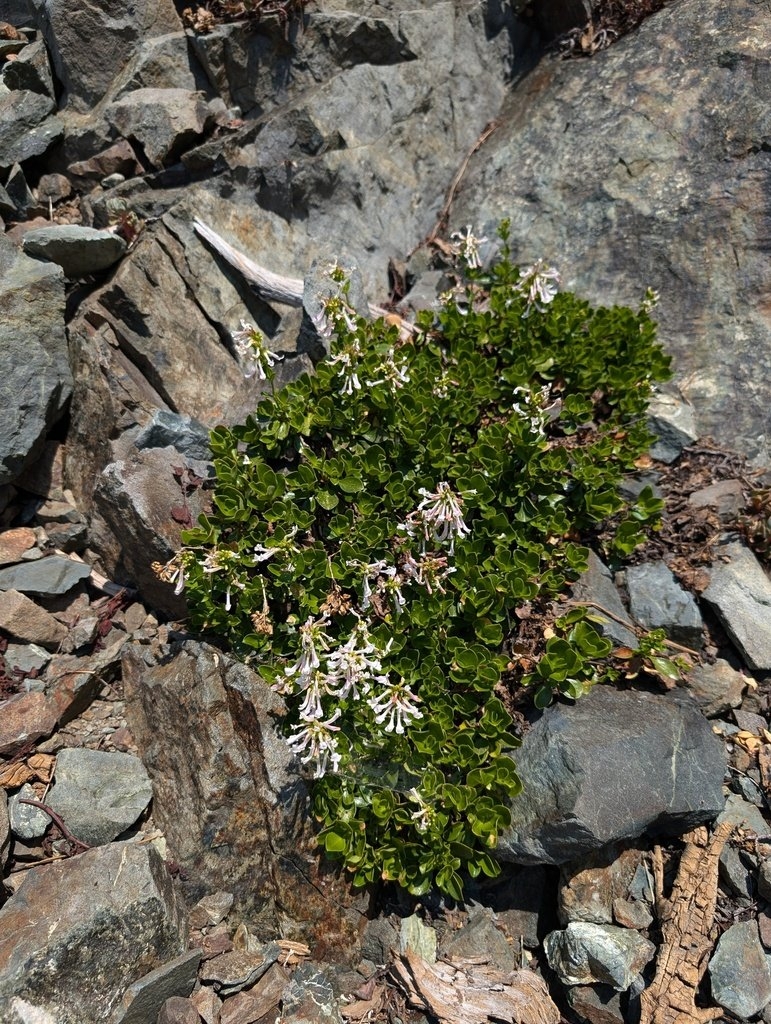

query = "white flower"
368;680;423;735
297;670;329;721
366;349;410;391
325;623;390;701
514;260;560;317
407;788;433;833
286;709;343;778
450;225;488;270
232;320;283;380
511;384;554;436
400;551;456;596
401;482;473;554
285;616;332;684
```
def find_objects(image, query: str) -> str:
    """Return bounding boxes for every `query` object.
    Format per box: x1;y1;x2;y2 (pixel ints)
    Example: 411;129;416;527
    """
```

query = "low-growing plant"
159;223;670;898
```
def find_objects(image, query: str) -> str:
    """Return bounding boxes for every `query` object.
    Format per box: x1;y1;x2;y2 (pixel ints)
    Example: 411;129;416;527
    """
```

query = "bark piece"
639;819;734;1024
390;949;559;1024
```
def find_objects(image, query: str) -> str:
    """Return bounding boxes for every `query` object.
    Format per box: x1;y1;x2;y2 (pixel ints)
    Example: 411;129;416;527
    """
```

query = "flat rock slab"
23;225;127;277
0;554;90;595
47;747;153;846
0;589;68;648
703;541;771;670
0;88;61;168
708;920;771;1018
498;686;725;865
0;232;70;487
114;949;201;1024
0;841;186;1023
626;561;703;648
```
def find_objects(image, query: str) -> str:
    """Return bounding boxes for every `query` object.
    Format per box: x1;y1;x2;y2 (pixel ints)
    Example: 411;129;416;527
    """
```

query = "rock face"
703;541;771;671
0;841;187;1023
498;686;725;865
453;0;771;465
122;638;363;956
0;233;71;486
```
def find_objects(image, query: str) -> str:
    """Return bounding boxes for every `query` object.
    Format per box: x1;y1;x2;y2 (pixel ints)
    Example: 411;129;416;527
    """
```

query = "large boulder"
0;841;187;1023
122;638;364;958
499;686;725;865
0;233;70;487
26;0;183;111
453;0;771;465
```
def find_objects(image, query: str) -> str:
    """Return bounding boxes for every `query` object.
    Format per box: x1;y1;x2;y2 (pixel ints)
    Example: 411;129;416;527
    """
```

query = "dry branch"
193;218;410;330
390;949;560;1024
639;818;734;1024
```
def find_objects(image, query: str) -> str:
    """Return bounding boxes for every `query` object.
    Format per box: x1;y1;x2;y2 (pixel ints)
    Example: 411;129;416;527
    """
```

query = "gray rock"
0;88;61;169
0;181;15;219
646;393;699;464
499;687;725;865
8;783;50;840
113;950;201;1024
122;639;361;951
0;841;187;1023
93;446;213;618
708;920;771;1018
26;0;182;111
282;963;344;1024
22;226;127;277
453;0;771;467
106;88;213;167
0;590;68;648
200;946;279;996
570;550;638;649
2;39;55;97
439;910;514;973
717;793;768;840
0;556;90;596
35;172;72;205
0;790;9;871
188;890;234;930
47;747;153;847
400;914;437;963
545;922;655;991
703;541;771;670
683;659;747;718
135;410;212;462
3;643;50;676
567;984;625;1024
0;232;70;486
360;918;398;966
625;561;703;648
688;479;745;521
5;162;35;217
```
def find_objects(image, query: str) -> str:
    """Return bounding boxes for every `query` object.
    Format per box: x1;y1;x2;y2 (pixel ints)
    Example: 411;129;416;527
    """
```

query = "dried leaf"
0;762;34;789
170;505;193;526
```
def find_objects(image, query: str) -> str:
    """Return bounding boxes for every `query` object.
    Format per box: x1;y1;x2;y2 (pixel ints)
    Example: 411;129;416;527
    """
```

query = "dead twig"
19;798;91;853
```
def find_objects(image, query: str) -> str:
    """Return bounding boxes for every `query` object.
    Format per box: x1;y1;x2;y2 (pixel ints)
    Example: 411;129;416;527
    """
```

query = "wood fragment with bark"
390;949;560;1024
639;818;734;1024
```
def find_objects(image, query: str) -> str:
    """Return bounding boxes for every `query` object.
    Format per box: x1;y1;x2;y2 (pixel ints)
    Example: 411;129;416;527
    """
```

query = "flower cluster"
280;617;420;777
400;482;473;554
450;225;488;270
514;260;560;317
232;320;283;380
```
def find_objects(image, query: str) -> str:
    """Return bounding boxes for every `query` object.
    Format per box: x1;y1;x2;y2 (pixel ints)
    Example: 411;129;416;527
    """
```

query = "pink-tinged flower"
450;225;488;270
232;320;283;379
285;616;332;684
325;623;391;701
368;680;423;735
366;349;410;391
286;709;343;778
514;260;560;317
400;482;473;554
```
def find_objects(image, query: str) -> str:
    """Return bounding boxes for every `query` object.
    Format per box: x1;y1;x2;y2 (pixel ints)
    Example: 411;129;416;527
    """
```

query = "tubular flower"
325;623;391;701
232;320;283;380
286;709;343;778
450;225;488;270
368;679;423;735
366;349;410;391
285;616;333;684
514;260;560;317
401;482;473;554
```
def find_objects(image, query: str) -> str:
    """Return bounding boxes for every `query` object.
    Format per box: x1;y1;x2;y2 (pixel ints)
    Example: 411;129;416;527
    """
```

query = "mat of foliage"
171;226;671;897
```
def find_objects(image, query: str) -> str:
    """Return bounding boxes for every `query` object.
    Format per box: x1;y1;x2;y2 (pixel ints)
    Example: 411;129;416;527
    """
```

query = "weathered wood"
193;218;408;329
390;949;560;1024
639;819;734;1024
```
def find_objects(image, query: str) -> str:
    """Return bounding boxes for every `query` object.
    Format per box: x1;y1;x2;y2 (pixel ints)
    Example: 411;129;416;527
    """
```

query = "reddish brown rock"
0;528;37;566
0;589;67;648
0;691;58;756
